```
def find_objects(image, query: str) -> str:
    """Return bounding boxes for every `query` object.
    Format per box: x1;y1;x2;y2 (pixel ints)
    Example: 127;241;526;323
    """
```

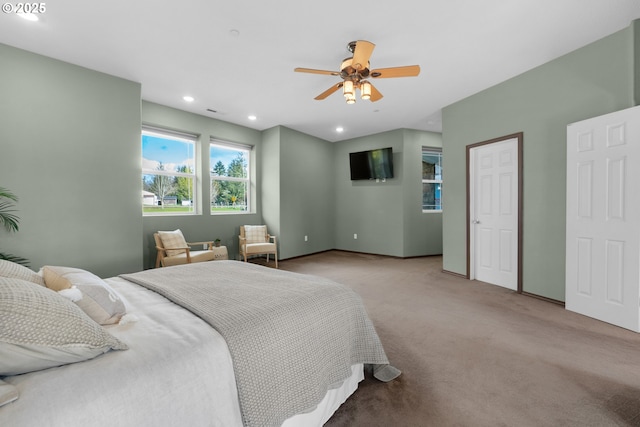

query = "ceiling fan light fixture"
361;81;372;100
345;92;356;104
343;80;355;98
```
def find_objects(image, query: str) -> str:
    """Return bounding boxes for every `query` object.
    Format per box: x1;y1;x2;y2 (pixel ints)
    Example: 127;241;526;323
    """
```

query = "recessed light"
336;127;344;133
183;96;195;102
248;115;257;121
17;13;38;22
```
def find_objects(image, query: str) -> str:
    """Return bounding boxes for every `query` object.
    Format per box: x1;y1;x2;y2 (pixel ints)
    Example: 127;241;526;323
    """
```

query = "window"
422;148;442;212
210;140;251;213
141;127;197;215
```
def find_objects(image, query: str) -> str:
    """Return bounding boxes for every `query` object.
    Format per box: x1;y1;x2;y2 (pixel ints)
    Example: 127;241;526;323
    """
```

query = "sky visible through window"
140;133;243;173
210;144;241;172
142;134;194;172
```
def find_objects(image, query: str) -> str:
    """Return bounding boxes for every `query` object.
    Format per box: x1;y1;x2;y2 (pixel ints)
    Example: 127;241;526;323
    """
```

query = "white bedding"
0;276;362;426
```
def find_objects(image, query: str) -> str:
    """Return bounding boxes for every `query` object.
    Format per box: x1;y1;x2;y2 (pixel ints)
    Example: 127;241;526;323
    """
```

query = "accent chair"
239;225;278;268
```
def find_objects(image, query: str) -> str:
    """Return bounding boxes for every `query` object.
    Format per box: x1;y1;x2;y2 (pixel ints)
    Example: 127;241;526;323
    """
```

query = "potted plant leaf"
214;238;221;247
0;186;29;266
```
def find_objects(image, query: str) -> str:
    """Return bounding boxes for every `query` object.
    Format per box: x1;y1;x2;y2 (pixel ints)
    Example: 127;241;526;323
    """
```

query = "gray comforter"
120;260;399;427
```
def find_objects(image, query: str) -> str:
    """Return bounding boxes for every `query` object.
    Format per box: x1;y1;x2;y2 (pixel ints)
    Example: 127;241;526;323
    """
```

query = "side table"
211;246;228;260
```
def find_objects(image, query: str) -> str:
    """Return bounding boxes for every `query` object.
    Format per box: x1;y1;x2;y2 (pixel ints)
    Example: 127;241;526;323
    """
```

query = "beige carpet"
276;251;640;427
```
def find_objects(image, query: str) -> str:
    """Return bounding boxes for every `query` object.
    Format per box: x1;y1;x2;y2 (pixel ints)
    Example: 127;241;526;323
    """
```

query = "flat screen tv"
349;147;394;180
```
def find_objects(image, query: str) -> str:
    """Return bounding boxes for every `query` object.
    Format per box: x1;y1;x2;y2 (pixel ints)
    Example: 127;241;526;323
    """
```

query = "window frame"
422;147;443;213
141;126;198;216
209;139;253;215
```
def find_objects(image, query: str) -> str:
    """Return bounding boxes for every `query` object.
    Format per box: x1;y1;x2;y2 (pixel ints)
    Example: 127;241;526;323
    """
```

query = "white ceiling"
2;1;639;142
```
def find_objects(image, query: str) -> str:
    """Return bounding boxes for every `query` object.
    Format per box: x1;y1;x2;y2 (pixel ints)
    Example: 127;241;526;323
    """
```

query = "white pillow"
0;259;45;286
42;266;127;325
0;278;128;376
158;229;189;257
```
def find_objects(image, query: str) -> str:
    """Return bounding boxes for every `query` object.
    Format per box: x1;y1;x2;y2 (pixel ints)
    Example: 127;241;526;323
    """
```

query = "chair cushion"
244;225;267;244
0;259;45;286
42;266;127;325
162;250;217;267
245;242;277;255
158;229;188;257
0;277;127;376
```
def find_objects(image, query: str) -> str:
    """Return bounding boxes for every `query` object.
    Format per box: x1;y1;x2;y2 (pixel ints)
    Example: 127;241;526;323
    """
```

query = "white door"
566;106;640;332
470;137;519;290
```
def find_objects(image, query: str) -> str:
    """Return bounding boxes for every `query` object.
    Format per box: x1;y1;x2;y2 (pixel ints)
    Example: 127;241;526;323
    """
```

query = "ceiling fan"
294;40;420;104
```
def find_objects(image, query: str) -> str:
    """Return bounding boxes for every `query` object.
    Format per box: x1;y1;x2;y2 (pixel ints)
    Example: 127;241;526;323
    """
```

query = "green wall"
635;20;640;105
260;126;281;246
402;129;443;257
141;101;262;269
442;23;636;301
277;126;335;258
1;43;444;277
334;130;404;255
333;129;443;257
0;43;142;278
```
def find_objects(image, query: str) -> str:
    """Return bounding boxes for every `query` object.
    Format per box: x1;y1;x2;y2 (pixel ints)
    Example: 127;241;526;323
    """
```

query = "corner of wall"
634;19;640;106
260;126;282;246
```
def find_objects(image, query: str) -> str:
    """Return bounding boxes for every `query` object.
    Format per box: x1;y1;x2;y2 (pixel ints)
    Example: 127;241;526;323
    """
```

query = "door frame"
466;132;524;293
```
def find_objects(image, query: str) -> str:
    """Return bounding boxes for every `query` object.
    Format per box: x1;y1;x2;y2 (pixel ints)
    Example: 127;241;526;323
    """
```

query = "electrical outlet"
353;233;358;239
304;235;308;242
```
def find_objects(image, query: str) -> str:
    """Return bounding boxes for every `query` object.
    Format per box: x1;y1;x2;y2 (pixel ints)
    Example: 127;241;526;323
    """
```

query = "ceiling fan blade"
294;67;340;76
352;40;375;71
369;83;383;102
370;65;421;78
315;82;343;100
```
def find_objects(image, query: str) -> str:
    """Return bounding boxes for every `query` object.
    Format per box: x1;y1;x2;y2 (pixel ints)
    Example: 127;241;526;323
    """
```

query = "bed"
0;259;399;426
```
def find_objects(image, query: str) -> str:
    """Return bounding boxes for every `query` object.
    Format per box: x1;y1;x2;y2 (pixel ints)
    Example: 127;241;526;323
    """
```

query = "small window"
422;148;442;212
210;140;252;213
142;127;197;215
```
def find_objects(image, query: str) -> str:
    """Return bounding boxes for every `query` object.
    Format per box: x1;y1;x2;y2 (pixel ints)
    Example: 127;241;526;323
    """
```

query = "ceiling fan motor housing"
340;58;370;82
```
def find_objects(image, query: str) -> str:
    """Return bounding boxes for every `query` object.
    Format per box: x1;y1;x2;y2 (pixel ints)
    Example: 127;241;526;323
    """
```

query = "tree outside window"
210;140;251;213
142;128;196;215
422;148;442;212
